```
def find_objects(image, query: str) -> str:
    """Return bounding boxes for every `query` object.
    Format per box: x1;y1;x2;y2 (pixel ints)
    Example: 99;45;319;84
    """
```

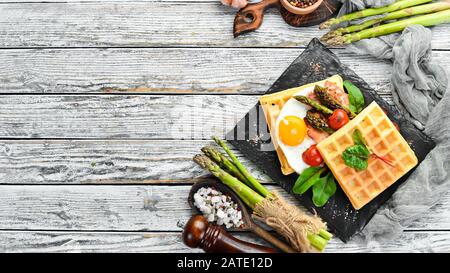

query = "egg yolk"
278;116;307;146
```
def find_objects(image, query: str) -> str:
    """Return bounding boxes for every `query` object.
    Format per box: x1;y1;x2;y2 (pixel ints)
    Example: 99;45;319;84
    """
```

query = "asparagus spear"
322;1;450;40
319;0;433;29
201;146;251;187
193;154;263;209
294;95;334;115
314;85;357;119
327;9;450;45
305;110;335;135
212;136;271;198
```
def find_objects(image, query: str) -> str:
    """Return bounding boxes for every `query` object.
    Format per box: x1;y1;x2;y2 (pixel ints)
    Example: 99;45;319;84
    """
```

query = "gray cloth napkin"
337;1;450;247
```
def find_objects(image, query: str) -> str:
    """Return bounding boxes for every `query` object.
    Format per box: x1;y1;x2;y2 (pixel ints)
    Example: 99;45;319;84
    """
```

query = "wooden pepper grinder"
183;215;278;253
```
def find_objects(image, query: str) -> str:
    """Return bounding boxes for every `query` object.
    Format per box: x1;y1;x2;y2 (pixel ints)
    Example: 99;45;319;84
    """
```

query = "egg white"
275;85;317;174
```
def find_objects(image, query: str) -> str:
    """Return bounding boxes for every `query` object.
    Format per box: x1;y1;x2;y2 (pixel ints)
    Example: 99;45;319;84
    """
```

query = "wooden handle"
183;215;278;253
233;0;280;37
250;221;296;253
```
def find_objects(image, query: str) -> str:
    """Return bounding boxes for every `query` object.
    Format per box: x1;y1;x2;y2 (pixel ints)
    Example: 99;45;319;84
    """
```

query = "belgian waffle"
260;75;344;175
316;102;418;209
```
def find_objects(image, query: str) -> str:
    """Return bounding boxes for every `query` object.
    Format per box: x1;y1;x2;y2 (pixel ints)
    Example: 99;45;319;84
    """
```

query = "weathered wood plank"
1;230;449;253
0;48;397;94
0;93;403;139
0;139;445;230
0;49;417;94
0;2;448;49
0;140;272;184
1;48;447;95
0;95;257;139
0;185;448;231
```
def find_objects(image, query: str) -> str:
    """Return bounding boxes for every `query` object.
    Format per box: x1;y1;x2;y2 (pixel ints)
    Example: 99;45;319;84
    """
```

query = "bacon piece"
307;90;317;101
324;81;349;107
306;124;329;143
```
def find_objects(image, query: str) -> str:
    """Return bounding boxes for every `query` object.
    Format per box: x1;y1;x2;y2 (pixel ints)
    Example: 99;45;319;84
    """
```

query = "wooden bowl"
280;0;323;15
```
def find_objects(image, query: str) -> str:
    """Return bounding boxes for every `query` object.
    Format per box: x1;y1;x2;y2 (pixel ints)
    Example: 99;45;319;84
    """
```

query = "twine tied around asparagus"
253;191;326;253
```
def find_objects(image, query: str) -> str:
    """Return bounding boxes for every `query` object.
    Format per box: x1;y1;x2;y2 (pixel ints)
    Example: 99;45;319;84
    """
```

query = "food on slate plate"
342;128;395;171
316;102;418;209
313;85;356;119
193;186;244;229
328;109;350;130
259;75;344;176
305;110;335;134
194;137;333;253
302;144;323;167
320;0;450;45
260;75;418;209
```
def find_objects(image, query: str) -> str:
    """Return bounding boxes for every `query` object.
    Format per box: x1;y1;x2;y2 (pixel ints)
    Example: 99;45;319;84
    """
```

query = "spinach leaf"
293;166;325;195
312;172;337;207
342;144;370;171
344;80;365;114
352;129;367;146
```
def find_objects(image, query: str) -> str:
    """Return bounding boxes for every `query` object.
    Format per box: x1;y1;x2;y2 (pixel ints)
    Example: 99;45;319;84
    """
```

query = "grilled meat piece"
314;85;356;119
305;109;335;135
324;81;350;107
294;95;333;116
306;124;330;143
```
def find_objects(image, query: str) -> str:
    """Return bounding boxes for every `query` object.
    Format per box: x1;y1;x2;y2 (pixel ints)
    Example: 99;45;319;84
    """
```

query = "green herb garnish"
293;166;325;195
312;172;337;207
293;166;336;207
342;144;370;171
352;127;367;146
344;80;365;114
343;129;394;171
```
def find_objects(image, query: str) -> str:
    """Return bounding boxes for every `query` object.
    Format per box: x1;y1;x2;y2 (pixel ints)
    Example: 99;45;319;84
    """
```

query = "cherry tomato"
302;144;323;167
328;109;349;130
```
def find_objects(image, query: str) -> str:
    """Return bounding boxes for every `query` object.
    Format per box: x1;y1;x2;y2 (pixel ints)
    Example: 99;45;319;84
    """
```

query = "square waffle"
260;75;343;175
317;102;418;209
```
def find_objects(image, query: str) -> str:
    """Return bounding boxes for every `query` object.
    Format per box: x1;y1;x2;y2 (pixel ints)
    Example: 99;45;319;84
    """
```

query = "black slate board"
226;38;436;242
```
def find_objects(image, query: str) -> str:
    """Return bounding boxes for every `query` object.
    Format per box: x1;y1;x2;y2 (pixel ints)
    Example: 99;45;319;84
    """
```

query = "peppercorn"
288;0;318;8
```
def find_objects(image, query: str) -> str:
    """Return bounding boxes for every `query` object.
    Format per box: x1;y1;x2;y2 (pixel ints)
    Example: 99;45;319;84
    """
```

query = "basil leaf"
342;144;370;171
312;172;337;207
352;129;367;147
344;80;365;114
293;167;325;195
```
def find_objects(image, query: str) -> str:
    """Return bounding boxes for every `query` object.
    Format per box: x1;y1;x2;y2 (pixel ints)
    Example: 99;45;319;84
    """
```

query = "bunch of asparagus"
320;0;450;46
194;137;333;252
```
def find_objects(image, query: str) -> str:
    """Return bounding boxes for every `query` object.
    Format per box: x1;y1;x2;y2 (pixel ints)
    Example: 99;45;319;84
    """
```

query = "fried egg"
275;85;317;174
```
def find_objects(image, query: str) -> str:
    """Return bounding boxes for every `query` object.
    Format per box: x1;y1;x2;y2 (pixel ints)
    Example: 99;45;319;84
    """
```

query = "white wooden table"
0;0;449;253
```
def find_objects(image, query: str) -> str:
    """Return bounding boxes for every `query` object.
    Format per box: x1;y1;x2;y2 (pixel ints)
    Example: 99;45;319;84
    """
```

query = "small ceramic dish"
280;0;323;15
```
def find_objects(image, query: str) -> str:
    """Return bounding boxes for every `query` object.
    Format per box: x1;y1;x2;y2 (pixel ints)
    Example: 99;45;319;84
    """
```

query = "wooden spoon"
188;180;296;253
